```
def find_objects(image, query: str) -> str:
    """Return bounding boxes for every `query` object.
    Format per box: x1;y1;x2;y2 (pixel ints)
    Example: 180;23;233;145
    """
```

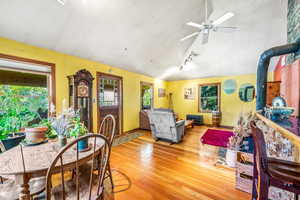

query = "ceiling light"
57;0;65;5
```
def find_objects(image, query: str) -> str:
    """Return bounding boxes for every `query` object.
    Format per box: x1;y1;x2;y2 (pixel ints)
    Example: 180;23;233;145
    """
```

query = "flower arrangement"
49;107;77;138
48;100;88;147
69;116;88;138
228;112;254;150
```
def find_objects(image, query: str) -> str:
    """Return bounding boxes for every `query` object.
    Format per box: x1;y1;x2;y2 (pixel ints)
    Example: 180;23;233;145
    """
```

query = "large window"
198;83;220;112
0;54;55;139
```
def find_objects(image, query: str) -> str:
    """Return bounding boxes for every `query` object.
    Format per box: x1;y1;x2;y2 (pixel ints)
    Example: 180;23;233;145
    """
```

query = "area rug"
112;132;144;147
200;129;234;148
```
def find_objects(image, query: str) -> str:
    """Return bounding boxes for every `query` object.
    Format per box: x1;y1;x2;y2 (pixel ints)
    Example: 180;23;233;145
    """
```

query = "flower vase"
58;135;67;148
226;149;237;168
78;138;89;152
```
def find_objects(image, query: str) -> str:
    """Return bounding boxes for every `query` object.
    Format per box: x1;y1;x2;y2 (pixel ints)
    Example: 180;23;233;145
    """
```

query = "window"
0;55;55;139
140;82;153;110
198;83;220;112
99;78;119;106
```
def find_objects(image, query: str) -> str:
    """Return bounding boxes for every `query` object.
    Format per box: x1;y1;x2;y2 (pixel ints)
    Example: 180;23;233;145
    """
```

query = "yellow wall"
0;37;168;132
0;36;275;129
167;73;273;127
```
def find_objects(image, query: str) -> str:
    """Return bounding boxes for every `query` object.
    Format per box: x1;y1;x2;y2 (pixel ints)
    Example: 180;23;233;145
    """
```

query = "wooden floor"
110;126;251;200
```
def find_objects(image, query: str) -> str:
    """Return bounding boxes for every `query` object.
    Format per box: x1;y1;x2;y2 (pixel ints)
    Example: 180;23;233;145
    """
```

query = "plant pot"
25;127;48;144
1;132;25;152
58;135;67;148
226;149;237;168
78;138;89;152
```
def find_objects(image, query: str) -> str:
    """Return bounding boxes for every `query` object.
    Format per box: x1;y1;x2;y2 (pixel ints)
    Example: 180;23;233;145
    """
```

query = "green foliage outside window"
142;89;152;107
199;84;220;112
141;84;152;109
0;85;48;140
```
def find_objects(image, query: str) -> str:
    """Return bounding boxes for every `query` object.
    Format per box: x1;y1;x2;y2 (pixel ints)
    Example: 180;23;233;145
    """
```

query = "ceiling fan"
56;0;66;5
181;0;238;44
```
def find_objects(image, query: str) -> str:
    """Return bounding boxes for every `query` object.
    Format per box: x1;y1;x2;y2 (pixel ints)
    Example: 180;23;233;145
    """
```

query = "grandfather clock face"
77;81;89;97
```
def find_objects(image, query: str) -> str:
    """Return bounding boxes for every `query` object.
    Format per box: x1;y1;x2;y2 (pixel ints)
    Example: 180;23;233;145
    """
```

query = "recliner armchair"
148;109;185;143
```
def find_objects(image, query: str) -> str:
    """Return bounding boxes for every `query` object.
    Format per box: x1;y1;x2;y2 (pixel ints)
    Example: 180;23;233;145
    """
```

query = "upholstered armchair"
148;109;185;144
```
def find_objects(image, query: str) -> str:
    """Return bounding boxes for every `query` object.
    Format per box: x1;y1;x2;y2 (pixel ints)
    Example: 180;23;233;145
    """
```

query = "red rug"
200;129;234;148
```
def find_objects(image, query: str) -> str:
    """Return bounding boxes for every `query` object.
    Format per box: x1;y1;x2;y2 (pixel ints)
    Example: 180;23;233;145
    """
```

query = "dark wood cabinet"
266;81;281;106
68;69;94;132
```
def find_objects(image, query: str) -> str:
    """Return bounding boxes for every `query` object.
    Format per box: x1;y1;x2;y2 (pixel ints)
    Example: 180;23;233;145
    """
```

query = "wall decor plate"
223;79;237;94
239;83;255;102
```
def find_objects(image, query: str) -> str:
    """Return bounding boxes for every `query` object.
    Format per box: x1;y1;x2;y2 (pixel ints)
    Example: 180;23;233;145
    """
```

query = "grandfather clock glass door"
68;69;94;132
77;81;90;130
97;73;123;135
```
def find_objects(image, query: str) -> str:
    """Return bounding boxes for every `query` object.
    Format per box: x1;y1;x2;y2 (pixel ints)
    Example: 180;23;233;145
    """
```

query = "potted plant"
0;85;48;149
70;117;88;151
50;107;76;148
0;116;25;151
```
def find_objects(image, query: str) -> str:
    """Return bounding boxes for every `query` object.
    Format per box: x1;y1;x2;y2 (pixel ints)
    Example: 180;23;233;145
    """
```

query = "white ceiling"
0;0;287;80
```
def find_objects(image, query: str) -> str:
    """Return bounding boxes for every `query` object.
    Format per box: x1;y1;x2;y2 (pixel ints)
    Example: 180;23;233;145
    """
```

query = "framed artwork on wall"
184;88;195;100
158;88;166;97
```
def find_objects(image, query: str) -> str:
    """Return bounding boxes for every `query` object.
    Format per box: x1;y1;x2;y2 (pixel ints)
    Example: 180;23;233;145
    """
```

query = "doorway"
97;72;123;136
140;81;154;110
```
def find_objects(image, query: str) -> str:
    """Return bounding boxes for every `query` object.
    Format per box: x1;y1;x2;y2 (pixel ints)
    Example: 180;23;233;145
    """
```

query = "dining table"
0;137;105;200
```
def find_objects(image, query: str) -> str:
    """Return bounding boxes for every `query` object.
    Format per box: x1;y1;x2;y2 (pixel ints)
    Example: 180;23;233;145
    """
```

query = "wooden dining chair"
251;121;300;200
0;141;5;185
45;134;111;200
98;114;116;190
0;145;46;200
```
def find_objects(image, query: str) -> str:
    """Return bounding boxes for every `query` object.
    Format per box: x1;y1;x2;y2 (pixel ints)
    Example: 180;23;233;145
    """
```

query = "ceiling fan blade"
202;31;209;44
212;12;234;26
213;26;239;32
57;0;66;5
180;32;199;42
186;22;204;29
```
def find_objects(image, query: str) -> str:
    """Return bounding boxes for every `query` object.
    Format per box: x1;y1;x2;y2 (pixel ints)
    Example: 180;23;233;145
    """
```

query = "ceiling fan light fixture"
57;0;66;5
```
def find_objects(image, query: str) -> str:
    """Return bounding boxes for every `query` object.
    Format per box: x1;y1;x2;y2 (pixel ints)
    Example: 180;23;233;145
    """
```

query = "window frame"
198;82;221;113
0;53;56;112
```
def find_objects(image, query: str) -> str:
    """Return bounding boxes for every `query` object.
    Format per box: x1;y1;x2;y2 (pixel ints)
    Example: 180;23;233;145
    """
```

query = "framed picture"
184;88;195;100
158;88;166;97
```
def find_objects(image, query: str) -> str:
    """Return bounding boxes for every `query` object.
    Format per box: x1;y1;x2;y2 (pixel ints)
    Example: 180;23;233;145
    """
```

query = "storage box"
236;152;254;194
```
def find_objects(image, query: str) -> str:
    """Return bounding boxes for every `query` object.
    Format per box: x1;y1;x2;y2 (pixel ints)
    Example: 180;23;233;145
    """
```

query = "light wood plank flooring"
111;126;250;200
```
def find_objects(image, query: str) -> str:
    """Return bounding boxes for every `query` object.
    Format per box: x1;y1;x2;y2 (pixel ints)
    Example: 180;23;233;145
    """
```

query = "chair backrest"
0;141;6;153
0;142;6;184
148;110;176;132
250;121;268;172
153;108;174;113
46;134;110;200
98;114;116;146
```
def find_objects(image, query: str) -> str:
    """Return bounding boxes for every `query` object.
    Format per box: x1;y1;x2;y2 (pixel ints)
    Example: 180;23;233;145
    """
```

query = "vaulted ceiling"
0;0;287;80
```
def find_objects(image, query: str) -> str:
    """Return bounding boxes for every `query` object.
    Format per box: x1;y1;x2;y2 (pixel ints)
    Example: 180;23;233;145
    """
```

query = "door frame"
140;81;154;110
96;72;123;135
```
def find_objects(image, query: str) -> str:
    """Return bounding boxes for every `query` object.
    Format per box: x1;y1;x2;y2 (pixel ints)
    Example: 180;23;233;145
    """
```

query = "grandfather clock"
68;69;94;132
